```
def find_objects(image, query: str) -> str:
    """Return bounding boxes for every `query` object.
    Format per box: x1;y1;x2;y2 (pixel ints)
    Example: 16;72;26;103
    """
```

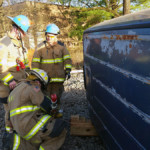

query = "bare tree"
123;0;130;15
0;0;3;6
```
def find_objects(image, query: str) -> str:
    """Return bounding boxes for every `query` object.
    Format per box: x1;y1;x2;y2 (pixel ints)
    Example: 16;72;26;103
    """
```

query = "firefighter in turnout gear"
0;15;31;133
7;69;67;150
32;23;72;117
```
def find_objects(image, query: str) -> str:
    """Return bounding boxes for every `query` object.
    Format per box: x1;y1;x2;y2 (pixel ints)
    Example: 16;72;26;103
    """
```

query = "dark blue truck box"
83;9;150;150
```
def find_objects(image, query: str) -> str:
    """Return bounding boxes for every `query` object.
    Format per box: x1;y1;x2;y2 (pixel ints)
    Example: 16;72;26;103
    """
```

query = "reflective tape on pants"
39;145;44;150
23;115;51;140
13;134;20;150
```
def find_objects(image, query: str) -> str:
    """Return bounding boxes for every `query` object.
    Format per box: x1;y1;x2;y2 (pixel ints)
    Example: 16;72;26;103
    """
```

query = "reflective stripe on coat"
32;41;72;83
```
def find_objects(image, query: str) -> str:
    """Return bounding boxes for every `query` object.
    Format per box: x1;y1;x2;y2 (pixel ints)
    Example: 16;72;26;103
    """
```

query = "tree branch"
79;1;93;8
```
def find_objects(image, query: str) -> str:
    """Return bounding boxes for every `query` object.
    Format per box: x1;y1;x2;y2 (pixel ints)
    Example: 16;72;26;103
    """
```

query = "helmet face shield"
46;33;57;45
26;74;38;80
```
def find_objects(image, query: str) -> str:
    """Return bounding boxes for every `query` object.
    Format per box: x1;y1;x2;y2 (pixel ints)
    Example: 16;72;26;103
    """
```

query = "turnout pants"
13;133;37;150
15;118;67;150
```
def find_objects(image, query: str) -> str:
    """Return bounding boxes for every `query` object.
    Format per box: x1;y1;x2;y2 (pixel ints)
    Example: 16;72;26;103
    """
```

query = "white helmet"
30;69;49;86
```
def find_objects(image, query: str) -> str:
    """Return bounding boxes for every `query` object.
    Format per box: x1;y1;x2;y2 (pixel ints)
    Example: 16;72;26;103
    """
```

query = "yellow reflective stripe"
39;146;44;150
4;82;8;86
0;60;2;65
32;58;40;63
5;126;11;132
41;59;54;63
50;78;65;82
65;64;72;69
63;55;71;60
41;58;63;64
10;106;40;117
25;64;29;67
32;68;39;70
13;134;20;150
23;59;29;64
54;58;63;63
24;115;51;140
9;96;14;103
2;73;14;83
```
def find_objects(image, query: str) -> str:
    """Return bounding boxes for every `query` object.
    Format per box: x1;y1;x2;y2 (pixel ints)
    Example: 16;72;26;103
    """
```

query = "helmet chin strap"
17;29;27;64
17;30;21;40
18;31;26;52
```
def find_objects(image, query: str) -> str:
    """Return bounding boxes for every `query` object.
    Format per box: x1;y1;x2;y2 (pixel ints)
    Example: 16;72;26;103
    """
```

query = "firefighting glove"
49;119;66;138
65;69;71;80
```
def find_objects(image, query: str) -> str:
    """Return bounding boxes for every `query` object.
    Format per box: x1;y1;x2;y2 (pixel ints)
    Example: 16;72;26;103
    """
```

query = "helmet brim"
30;70;47;86
7;16;28;34
7;16;13;21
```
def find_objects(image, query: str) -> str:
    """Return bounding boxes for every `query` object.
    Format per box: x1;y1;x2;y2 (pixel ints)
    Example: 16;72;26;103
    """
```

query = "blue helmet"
45;24;60;35
7;15;30;33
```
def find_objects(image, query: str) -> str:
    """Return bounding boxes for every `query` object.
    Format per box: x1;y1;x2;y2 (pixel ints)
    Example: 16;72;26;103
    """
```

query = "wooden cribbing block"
70;115;98;136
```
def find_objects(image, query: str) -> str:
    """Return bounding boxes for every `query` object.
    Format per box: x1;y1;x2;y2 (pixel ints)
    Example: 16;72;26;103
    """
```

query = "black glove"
49;119;66;138
65;69;71;80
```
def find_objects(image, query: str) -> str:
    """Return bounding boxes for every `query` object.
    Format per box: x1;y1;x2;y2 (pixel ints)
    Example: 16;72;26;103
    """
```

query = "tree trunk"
0;0;3;7
123;0;130;15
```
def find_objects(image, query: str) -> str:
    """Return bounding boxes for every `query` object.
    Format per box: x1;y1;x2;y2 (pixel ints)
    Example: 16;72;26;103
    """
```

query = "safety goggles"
46;35;56;38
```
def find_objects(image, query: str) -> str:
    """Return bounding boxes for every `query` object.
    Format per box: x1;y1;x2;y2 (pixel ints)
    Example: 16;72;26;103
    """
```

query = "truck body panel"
83;9;150;150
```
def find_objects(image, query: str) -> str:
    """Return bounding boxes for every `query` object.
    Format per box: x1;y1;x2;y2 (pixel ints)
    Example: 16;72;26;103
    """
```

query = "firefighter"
7;69;67;150
0;15;31;133
32;23;72;117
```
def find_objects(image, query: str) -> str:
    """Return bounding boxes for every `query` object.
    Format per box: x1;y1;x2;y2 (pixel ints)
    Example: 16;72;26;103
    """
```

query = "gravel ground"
60;71;106;150
0;71;106;150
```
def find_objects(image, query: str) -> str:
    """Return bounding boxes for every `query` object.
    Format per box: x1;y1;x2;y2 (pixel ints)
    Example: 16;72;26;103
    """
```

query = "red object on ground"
50;94;57;102
16;66;20;71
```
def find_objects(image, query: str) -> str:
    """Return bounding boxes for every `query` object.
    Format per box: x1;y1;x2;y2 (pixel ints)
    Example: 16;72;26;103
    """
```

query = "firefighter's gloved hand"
65;69;71;80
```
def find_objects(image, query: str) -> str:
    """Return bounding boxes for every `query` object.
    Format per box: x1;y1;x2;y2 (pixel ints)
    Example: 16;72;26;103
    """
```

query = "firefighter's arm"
0;44;15;86
63;46;72;71
21;42;29;68
63;46;72;79
30;85;52;114
31;47;42;70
